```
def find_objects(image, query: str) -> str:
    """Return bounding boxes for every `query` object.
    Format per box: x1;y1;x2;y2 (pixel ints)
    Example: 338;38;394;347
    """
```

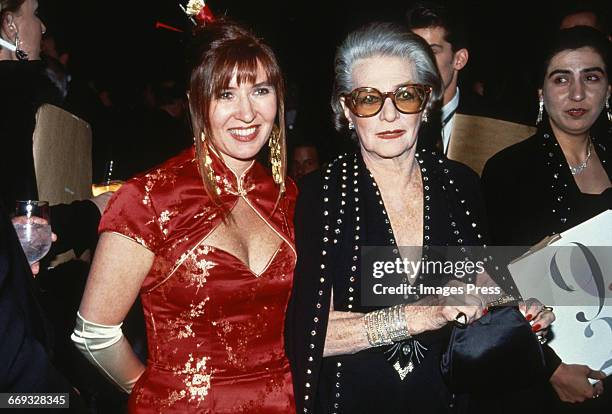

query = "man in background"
406;1;476;153
290;141;320;182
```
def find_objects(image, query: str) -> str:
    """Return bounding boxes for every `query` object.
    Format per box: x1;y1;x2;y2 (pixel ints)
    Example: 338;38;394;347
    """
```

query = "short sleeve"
98;178;162;253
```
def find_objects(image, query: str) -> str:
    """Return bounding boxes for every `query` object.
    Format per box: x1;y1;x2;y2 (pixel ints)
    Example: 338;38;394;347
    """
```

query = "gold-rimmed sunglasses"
343;84;432;117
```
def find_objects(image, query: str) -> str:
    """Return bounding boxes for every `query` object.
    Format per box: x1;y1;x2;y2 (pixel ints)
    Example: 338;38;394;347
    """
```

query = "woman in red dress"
71;21;297;413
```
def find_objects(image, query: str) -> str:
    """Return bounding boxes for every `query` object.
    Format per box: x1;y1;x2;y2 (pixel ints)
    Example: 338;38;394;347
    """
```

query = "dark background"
38;0;610;160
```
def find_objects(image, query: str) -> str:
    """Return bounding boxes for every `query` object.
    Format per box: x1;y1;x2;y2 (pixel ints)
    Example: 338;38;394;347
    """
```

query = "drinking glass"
12;200;53;264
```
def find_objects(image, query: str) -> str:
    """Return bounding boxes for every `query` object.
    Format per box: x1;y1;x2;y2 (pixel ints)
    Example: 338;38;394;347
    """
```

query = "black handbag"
440;306;546;394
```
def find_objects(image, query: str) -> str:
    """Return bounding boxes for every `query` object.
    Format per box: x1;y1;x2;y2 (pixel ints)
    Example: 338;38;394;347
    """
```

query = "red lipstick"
376;129;405;140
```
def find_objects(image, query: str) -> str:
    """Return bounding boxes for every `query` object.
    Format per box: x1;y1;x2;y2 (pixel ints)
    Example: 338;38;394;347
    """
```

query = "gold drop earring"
268;125;283;185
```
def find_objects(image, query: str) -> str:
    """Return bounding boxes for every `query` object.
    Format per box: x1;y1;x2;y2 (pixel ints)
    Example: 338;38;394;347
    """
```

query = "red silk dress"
99;148;297;413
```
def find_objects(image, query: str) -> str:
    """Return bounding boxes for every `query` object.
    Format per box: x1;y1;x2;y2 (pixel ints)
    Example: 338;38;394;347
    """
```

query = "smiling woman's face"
542;46;610;138
208;61;277;169
341;55;426;161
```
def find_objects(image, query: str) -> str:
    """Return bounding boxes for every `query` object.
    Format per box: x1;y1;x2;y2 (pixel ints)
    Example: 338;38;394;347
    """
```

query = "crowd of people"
1;0;610;413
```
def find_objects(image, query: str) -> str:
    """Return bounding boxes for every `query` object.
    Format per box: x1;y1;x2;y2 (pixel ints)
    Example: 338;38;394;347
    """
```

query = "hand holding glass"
12;200;52;264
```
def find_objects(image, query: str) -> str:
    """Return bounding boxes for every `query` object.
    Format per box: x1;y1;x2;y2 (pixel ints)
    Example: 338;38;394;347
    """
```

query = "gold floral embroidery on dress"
158;209;178;236
168;299;209;339
176;245;217;289
160;389;186;411
167;235;190;256
143;176;156;206
234;372;288;412
242;181;256;195
159;354;212;408
133;384;142;403
193;205;214;220
159;210;172;225
155;381;194;410
217;174;236;194
241;174;257;195
216;313;268;370
220;173;257;197
141;169;178;207
143;255;174;296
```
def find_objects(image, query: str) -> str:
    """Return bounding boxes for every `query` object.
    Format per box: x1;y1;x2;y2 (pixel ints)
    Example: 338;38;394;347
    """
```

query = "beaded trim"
301;149;499;413
301;155;343;412
541;131;608;229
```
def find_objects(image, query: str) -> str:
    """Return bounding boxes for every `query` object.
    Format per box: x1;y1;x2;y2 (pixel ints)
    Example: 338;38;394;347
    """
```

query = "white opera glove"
71;311;145;393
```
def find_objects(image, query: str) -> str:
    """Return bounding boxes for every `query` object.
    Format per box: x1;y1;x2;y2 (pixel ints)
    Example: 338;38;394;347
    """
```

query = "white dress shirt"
441;87;460;154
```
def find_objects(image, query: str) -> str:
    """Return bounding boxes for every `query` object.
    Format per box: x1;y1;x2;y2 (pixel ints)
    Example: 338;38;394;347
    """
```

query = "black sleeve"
0;61;62;209
48;200;101;257
0;203;72;392
542;343;562;379
482;155;563;377
481;155;512;246
285;171;329;413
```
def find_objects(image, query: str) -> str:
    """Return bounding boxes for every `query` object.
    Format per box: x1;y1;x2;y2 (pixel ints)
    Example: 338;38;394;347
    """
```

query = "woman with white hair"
285;22;554;413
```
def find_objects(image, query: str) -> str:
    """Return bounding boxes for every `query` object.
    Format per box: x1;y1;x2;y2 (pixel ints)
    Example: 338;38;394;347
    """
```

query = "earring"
536;97;544;125
14;32;28;61
268;125;283;185
422;110;429;123
606;99;611;123
348;121;355;130
199;132;219;194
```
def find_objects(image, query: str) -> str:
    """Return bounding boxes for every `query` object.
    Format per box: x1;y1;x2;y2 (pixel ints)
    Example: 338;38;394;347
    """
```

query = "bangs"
210;41;279;95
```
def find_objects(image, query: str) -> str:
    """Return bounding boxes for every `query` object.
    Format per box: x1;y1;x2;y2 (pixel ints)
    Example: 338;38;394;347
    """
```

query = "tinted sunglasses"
343;84;432;117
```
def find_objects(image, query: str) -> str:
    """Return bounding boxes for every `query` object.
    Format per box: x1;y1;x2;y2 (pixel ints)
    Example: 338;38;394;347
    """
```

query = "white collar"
441;87;460;125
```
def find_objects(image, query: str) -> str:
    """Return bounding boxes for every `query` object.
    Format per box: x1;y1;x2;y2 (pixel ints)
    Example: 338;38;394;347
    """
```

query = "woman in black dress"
482;26;611;411
286;22;553;414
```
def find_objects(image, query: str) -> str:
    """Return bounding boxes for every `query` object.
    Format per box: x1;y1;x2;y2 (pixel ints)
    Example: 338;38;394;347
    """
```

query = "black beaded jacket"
481;122;612;247
285;149;498;413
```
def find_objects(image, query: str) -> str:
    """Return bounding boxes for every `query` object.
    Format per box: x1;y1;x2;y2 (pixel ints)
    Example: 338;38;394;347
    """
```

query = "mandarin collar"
206;146;265;198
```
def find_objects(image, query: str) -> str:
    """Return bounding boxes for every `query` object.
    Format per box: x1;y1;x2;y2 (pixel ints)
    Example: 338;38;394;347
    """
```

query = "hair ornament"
181;0;215;26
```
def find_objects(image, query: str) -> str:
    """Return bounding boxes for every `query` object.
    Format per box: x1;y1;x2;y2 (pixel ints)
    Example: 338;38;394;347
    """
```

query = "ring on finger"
533;305;553;319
